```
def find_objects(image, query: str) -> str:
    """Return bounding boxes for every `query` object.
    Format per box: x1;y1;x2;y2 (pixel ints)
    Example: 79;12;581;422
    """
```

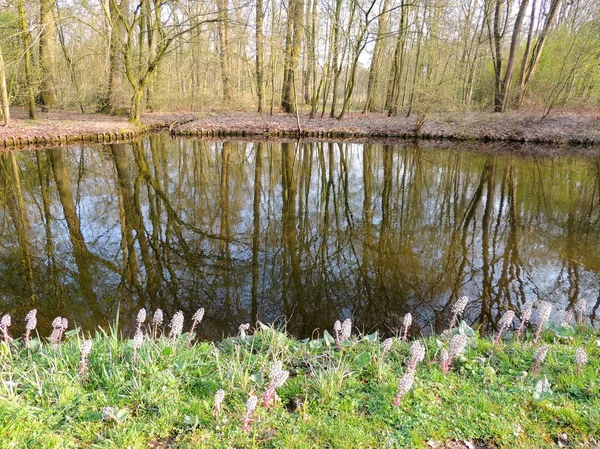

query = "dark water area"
1;134;599;340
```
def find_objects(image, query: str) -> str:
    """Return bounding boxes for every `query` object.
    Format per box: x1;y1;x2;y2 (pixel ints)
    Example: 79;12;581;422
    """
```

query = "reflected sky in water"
0;135;599;339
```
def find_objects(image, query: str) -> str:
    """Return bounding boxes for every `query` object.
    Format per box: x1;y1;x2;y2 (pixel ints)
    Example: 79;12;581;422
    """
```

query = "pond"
1;134;599;339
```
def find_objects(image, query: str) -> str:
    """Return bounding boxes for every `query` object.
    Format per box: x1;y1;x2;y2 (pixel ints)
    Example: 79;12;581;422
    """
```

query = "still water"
1;134;599;339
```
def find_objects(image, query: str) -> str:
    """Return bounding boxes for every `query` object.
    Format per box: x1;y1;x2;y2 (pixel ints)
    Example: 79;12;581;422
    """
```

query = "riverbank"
1;109;599;150
0;109;195;150
171;111;600;145
0;310;598;448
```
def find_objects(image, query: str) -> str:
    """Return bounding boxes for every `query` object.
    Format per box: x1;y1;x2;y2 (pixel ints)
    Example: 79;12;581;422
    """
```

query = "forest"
0;0;598;127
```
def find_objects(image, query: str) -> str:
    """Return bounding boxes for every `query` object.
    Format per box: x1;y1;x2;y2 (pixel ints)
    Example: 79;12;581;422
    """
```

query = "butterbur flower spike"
575;348;587;375
263;361;289;408
242;394;258;431
575;299;587;325
24;309;37;343
1;314;12;344
407;341;425;372
440;349;450;374
49;317;67;348
238;323;250;339
563;310;574;325
340;319;352;342
333;320;342;345
151;309;163;338
79;340;93;375
392;371;415;407
494;310;515;346
449;296;468;331
132;330;143;363
381;337;394;354
213;389;225;417
531;345;548;373
169;311;184;340
188;307;205;344
136;309;146;333
402;313;412;342
516;300;535;341
534;301;552;344
262;370;289;408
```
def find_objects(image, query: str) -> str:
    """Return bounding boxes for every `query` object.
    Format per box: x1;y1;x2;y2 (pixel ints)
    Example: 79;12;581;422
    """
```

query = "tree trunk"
39;0;58;110
491;0;505;112
18;0;36;119
517;0;536;108
363;0;390;113
282;0;304;113
386;3;408;116
256;0;265;112
130;86;145;124
217;0;233;102
328;0;343;117
0;47;9;126
499;0;530;112
519;0;562;106
105;0;129;114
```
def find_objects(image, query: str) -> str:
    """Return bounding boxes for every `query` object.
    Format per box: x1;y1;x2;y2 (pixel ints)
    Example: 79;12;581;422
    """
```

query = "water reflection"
1;135;599;339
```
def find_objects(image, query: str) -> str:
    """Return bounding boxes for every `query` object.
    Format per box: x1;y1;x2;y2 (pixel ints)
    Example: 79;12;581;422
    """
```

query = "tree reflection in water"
0;135;599;339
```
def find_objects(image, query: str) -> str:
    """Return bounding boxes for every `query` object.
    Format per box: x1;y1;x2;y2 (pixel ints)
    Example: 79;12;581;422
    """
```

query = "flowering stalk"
213;389;225;418
136;308;146;334
407;341;425;372
238;323;250;339
402;313;412;342
79;340;93;375
531;345;548;373
262;369;289;408
24;309;37;344
516;300;535;342
440;349;450;374
333;320;342;345
494;310;515;346
449;296;468;331
441;334;467;374
575;347;588;375
534;301;552;344
340;319;352;344
188;308;205;345
242;394;258;431
575;299;587;325
381;337;394;354
49;317;68;349
132;330;143;364
169;311;184;341
392;371;414;407
1;314;12;344
151;309;163;339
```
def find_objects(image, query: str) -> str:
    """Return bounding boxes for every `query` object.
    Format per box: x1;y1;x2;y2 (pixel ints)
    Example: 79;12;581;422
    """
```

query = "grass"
0;317;598;449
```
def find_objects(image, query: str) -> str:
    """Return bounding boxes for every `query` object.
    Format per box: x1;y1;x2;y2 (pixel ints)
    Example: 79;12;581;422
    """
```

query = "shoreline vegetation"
1;109;599;150
1;299;599;448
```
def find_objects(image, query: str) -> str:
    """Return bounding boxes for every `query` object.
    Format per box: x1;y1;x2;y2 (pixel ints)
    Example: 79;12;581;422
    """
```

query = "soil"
173;110;600;145
1;108;599;150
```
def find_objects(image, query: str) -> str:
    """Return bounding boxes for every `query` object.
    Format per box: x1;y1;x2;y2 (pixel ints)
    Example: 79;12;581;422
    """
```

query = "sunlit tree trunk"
39;0;58;110
256;0;265;112
328;0;344;117
217;0;233;102
0;47;9;126
499;0;530;112
386;3;408;115
18;0;36;119
518;0;563;106
364;0;390;113
105;0;129;114
281;0;304;113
